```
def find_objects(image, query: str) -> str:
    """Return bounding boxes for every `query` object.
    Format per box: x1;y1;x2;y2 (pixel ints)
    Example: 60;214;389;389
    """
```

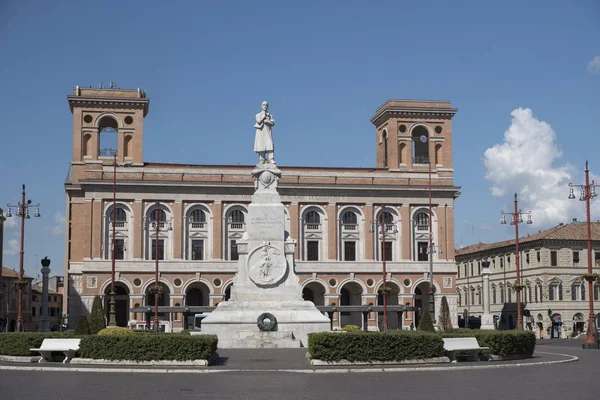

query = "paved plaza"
0;339;597;400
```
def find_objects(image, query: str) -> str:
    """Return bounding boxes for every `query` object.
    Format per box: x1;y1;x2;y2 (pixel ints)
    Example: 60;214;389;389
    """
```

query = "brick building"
0;266;34;331
63;87;460;331
456;221;600;338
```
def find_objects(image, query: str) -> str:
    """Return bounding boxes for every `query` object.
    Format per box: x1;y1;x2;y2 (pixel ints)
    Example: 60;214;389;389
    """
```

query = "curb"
310;356;450;366
0;351;578;374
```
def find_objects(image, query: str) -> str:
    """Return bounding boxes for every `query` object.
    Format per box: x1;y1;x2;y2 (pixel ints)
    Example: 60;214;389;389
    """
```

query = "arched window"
190;209;206;226
302;208;326;261
339;209;362;261
146;205;172;261
229;210;244;226
383;130;388;168
491;285;497;304
411;125;429;164
225;207;247;261
186;206;210;261
104;205;131;260
150;209;166;223
457;291;462;307
304;211;320;227
375;210;399;261
415;212;429;230
342;211;357;226
499;284;505;303
98;116;118;156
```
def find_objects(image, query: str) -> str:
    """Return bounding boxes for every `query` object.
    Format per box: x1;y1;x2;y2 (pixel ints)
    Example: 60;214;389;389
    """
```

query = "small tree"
418;307;435;332
74;316;90;335
89;295;106;334
438;296;453;331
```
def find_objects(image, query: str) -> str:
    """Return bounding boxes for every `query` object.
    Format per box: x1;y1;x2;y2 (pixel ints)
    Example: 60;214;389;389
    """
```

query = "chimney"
572;218;578;223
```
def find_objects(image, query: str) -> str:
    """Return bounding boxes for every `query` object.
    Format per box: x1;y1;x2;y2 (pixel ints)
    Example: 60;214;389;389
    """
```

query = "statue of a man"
254;101;275;164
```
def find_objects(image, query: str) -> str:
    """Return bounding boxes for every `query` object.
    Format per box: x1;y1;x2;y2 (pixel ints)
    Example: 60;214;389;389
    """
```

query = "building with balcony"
456;220;600;338
63;87;461;331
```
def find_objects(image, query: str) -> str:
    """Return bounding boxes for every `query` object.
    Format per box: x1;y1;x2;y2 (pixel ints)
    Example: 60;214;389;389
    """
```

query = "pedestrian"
410;322;414;330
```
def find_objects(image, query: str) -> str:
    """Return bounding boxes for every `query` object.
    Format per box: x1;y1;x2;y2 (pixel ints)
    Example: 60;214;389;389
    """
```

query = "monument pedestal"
201;162;330;348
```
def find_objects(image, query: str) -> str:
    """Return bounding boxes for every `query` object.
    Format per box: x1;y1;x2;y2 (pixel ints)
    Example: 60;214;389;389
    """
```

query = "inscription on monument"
251;213;284;236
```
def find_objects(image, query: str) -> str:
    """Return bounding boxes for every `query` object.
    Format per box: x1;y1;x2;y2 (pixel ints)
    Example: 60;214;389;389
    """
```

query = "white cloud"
4;215;18;229
484;108;583;227
4;239;20;256
588;56;600;74
44;212;66;236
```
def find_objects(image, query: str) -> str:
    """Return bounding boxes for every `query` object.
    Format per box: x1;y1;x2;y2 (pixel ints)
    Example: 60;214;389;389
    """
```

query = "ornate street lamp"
500;193;532;330
568;161;598;349
5;185;41;332
106;149;118;327
370;208;399;331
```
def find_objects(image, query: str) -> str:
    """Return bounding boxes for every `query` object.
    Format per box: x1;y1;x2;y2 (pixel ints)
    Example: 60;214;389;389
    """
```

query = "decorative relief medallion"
247;242;287;287
443;277;452;289
87;276;97;289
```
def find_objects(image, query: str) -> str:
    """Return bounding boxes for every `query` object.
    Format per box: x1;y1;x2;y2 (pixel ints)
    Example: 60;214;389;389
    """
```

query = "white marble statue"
254;101;275;164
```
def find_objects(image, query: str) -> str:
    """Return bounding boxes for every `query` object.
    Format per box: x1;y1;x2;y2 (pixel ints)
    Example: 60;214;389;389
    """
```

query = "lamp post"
370;208;398;331
500;193;532;330
427;159;435;321
147;203;172;332
5;185;41;332
568;161;598;349
107;149;118;327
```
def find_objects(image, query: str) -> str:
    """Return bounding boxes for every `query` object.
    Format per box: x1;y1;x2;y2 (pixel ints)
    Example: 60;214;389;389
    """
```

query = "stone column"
39;257;51;332
481;264;494;330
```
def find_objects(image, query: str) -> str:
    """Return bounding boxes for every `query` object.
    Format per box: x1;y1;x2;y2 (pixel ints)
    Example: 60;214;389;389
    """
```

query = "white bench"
443;337;489;362
30;339;81;364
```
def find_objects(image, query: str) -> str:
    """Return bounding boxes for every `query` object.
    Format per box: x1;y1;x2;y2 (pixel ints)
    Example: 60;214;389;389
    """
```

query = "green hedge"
440;329;536;357
308;331;445;362
79;334;218;361
0;332;79;357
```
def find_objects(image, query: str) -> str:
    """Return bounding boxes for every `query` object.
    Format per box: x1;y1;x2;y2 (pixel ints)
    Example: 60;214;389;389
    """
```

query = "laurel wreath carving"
257;312;278;331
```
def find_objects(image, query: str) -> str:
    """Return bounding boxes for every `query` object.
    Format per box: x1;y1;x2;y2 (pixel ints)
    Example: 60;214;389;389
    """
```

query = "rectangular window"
344;241;356;261
500;258;504;269
573;251;580;265
114;239;125;260
492;288;496;304
50;308;56;317
230;240;239;261
382;242;392;261
307;240;319;261
525;253;530;265
151;239;165;260
550;251;557;266
32;307;36;317
536;251;540;262
191;239;204;261
417;242;428;261
595;252;600;267
458;264;461;278
470;263;473;276
478;262;481;275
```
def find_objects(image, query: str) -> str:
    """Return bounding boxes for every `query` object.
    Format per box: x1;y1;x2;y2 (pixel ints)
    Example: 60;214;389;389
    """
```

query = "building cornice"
67;96;150;116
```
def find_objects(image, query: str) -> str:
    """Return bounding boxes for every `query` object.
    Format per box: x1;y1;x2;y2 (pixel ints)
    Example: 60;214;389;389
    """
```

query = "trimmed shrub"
418;309;435;332
341;325;361;332
0;332;78;356
74;317;90;335
79;334;218;361
440;329;536;357
438;296;453;331
308;330;445;362
89;295;106;334
97;327;134;336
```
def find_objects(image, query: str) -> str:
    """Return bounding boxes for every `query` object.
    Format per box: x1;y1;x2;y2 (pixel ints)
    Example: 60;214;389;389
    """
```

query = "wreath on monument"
257;312;278;331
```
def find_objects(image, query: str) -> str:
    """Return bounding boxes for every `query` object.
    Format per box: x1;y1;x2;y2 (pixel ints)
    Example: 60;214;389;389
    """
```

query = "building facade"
64;87;460;331
0;267;34;332
456;221;600;338
32;283;63;331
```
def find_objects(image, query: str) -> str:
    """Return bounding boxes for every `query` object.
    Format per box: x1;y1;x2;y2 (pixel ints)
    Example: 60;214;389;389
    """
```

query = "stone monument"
200;102;331;348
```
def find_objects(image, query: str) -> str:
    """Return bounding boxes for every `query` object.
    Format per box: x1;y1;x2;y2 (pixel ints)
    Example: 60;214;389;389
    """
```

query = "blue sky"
1;0;599;279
